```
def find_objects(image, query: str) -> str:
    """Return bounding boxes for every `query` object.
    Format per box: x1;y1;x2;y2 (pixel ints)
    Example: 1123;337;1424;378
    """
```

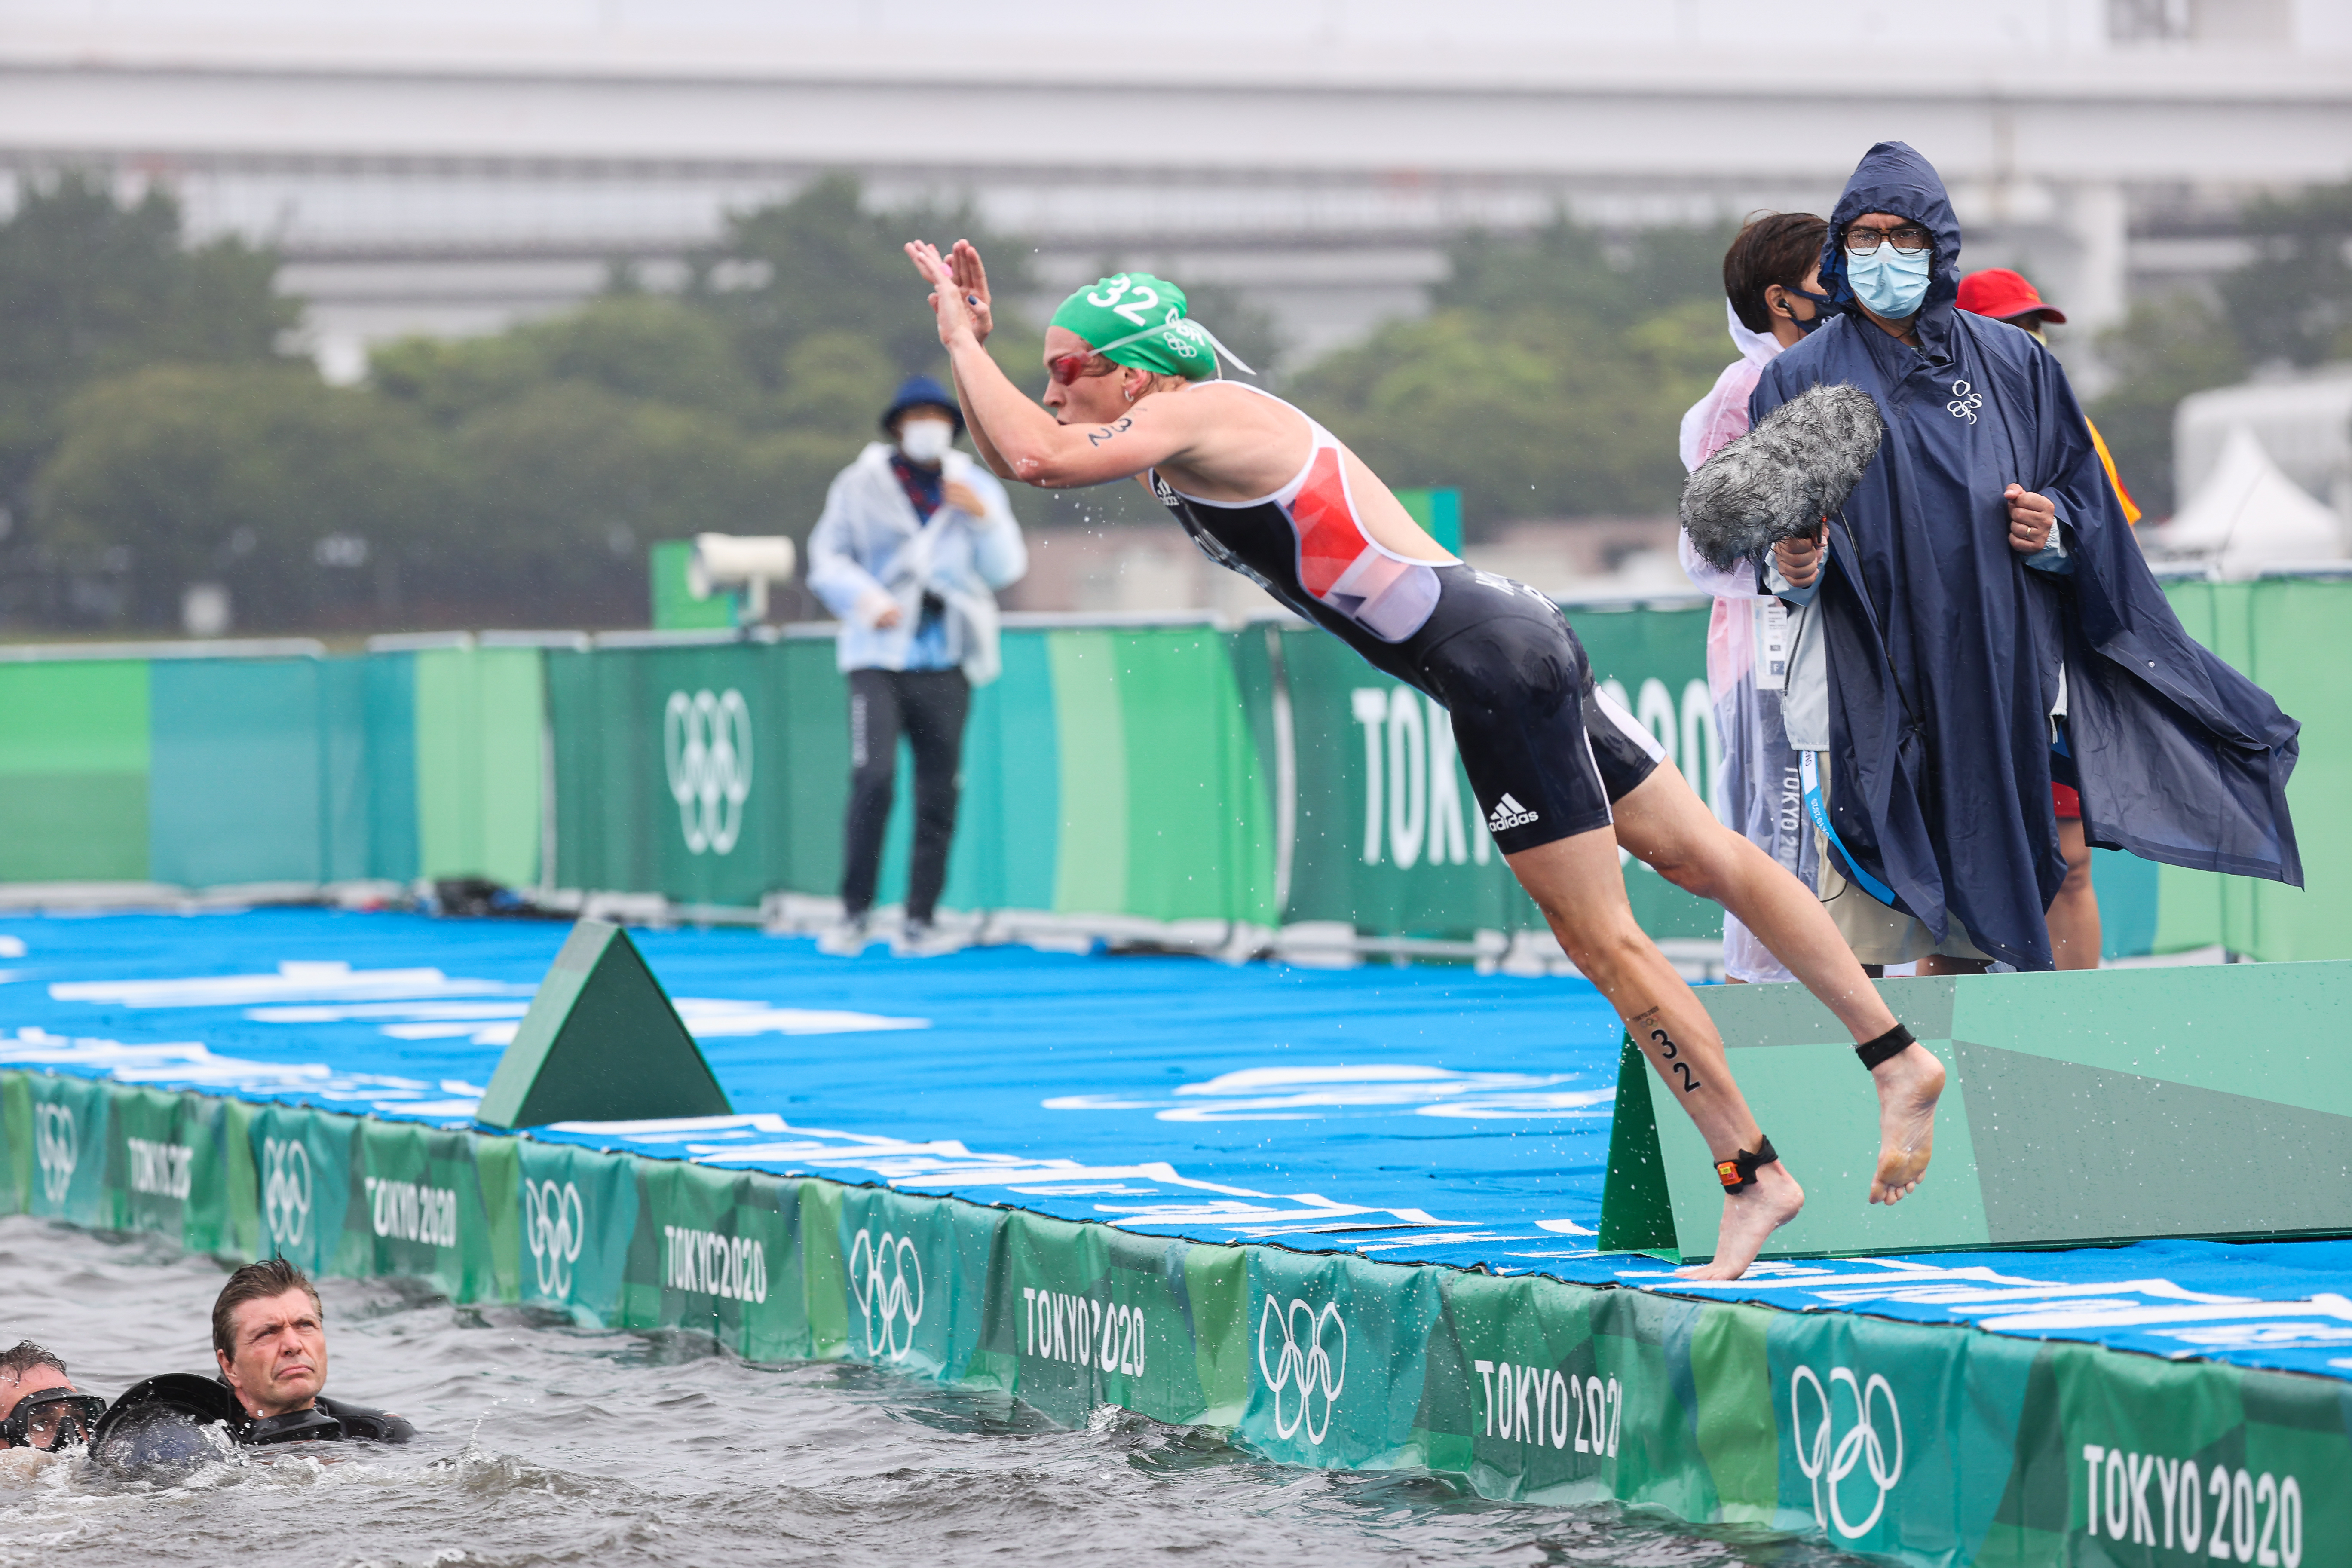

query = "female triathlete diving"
905;239;1945;1280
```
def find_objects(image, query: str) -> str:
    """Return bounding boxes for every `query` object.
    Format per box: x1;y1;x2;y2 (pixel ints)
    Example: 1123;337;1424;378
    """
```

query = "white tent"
2156;426;2346;579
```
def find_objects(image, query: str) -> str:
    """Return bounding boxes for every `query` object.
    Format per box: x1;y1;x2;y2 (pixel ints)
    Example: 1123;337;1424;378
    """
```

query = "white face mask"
897;417;956;464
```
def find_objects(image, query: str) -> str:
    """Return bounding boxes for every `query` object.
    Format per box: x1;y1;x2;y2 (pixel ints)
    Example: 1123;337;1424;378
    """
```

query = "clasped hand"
906;239;993;349
1772;528;1827;590
2003;484;2056;554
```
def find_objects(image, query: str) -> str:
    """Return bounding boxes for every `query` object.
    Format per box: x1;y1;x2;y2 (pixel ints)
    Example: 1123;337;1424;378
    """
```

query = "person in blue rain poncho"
1751;142;2300;973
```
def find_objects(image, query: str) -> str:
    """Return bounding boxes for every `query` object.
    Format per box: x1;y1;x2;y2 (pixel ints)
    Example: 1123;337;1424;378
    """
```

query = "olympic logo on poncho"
1792;1364;1904;1538
524;1179;585;1297
34;1105;77;1204
1258;1295;1348;1445
849;1228;924;1361
663;689;753;856
263;1137;312;1249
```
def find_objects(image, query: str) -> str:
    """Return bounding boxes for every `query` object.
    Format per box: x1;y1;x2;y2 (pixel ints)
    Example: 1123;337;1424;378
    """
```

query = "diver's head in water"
213;1257;329;1420
0;1341;106;1452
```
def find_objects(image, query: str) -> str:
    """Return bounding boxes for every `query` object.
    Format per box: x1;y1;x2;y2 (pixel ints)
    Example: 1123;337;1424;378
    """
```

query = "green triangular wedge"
475;920;734;1130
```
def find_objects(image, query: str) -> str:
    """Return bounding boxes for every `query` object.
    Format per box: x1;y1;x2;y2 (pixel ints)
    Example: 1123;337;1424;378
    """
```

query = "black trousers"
840;667;970;924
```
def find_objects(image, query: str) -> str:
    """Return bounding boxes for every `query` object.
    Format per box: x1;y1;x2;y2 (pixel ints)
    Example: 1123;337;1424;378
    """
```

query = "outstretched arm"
938;242;1019;483
906;241;1197;489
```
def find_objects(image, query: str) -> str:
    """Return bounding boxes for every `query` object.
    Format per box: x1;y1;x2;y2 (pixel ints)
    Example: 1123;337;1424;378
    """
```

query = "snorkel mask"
1;1386;107;1452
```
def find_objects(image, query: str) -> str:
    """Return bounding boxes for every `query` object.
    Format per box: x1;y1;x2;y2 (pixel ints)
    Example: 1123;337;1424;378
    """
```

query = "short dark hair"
1725;212;1832;333
0;1341;67;1381
212;1258;322;1358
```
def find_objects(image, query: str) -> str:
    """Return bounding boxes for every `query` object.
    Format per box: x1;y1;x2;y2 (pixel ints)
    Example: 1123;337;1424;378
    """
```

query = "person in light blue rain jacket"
805;374;1026;945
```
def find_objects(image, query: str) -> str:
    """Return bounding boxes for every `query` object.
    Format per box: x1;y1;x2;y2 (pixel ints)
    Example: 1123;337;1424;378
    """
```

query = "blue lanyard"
1799;751;1899;907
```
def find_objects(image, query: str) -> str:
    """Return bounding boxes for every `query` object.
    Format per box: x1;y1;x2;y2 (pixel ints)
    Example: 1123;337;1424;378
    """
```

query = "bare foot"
1675;1162;1804;1280
1868;1043;1946;1205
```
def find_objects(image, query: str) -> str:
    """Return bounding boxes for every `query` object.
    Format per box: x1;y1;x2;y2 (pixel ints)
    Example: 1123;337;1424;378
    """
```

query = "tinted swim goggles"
1046;352;1119;387
1045;315;1257;387
2;1387;108;1451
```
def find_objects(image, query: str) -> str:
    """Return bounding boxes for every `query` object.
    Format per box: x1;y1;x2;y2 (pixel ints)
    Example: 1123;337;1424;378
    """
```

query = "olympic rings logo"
263;1137;313;1249
1257;1295;1348;1445
663;689;753;856
34;1105;77;1204
1792;1364;1905;1539
848;1228;924;1361
524;1179;585;1297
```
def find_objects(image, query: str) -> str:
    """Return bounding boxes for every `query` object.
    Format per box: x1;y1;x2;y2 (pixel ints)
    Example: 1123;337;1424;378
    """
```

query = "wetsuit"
1149;387;1663;854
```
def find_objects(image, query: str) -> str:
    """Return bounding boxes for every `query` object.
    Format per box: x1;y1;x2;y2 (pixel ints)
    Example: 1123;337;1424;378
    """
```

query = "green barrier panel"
342;1116;518;1305
2152;579;2352;962
21;1072;112;1227
414;646;544;888
360;652;422;883
0;659;149;881
514;1137;638;1321
149;658;332;886
547;640;837;907
104;1084;235;1253
934;631;1060;912
0;1067;2346;1568
1606;963;2352;1262
4;582;2348;959
248;1100;357;1277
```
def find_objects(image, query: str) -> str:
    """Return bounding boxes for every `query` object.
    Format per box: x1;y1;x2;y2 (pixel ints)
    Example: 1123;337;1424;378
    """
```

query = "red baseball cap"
1957;268;2067;325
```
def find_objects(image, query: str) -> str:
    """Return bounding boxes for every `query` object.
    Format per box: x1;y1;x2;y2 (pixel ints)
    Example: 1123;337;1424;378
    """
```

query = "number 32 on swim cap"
1050;273;1225;380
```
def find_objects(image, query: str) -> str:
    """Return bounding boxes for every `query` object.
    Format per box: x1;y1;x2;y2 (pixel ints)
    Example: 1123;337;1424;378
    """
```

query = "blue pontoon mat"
5;907;2349;1383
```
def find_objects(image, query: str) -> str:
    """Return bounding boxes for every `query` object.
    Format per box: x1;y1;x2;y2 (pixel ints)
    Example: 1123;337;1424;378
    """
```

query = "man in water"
904;239;1944;1280
0;1340;104;1451
213;1257;412;1442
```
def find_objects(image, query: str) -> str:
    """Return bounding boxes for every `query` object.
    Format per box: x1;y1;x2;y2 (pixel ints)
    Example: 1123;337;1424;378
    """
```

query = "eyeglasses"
1844;224;1933;255
1046;352;1118;387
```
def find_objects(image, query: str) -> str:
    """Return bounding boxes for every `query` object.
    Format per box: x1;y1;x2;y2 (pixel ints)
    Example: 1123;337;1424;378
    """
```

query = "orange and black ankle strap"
1715;1134;1779;1194
1855;1022;1915;1071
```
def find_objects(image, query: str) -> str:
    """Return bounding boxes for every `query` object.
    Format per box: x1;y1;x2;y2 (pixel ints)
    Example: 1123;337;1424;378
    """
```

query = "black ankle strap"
1856;1022;1916;1071
1715;1134;1779;1194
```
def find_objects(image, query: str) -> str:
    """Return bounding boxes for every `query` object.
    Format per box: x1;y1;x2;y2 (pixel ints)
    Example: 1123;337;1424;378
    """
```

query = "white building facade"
2;0;2347;376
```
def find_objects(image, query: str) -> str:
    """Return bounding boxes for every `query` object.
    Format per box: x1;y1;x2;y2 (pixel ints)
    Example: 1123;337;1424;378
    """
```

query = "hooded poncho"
1750;141;2301;970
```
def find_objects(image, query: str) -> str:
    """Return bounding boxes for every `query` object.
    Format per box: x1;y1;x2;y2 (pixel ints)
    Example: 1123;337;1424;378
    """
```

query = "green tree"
1290;219;1733;530
2086;295;2247;518
371;295;761;429
34;364;445;629
688;172;1037;386
2218;180;2352;369
0;170;293;519
446;381;778;625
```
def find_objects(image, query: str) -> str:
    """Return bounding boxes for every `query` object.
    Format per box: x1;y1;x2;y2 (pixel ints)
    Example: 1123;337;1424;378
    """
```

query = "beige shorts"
1810;752;1991;967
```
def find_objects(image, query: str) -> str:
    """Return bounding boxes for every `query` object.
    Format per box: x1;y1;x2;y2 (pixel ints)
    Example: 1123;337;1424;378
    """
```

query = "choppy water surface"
0;1218;1864;1568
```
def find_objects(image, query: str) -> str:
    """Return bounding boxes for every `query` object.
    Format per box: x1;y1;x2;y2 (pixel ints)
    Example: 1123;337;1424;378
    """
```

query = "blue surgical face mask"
1845;244;1932;319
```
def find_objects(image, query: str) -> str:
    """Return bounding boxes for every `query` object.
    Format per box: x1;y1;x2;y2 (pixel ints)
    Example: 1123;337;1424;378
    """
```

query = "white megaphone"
686;533;797;624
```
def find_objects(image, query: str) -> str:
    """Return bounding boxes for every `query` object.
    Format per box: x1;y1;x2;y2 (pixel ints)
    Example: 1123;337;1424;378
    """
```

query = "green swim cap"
1050;273;1229;380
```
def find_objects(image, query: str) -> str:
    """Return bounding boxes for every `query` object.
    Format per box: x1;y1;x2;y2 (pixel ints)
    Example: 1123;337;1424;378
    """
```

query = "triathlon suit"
1149;385;1663;854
